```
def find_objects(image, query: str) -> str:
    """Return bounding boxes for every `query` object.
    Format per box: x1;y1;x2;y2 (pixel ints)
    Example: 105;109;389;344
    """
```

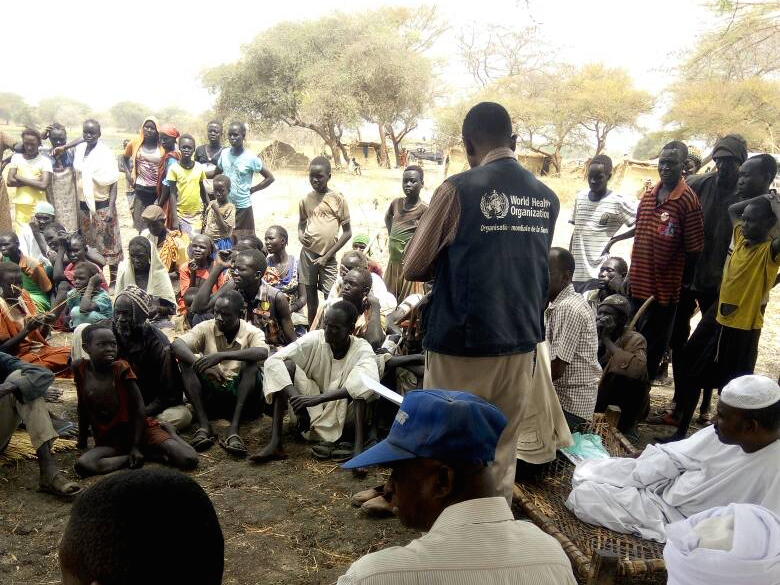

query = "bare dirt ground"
1;166;778;584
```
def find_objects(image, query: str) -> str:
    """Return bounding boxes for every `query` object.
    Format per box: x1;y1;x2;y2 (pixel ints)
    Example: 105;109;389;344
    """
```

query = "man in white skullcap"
664;503;780;585
18;200;56;266
566;374;780;542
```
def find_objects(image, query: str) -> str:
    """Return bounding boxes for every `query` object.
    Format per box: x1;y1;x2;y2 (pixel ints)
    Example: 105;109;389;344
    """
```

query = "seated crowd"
2;103;779;584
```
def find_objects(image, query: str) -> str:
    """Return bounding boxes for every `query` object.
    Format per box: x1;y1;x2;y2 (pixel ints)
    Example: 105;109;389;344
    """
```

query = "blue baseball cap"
341;389;507;469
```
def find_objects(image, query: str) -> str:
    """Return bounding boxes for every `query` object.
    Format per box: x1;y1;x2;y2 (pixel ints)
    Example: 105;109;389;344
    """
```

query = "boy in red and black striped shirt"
628;142;704;381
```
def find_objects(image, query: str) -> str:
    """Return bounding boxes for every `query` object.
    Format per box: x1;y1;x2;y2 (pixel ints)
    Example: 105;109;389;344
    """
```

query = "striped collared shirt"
628;179;704;305
337;497;577;585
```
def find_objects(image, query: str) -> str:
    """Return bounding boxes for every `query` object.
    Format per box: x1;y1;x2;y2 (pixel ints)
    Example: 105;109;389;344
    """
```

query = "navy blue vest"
423;157;559;357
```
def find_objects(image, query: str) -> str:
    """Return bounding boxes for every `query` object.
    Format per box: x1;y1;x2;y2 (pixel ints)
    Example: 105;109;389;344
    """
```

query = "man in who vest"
404;102;560;501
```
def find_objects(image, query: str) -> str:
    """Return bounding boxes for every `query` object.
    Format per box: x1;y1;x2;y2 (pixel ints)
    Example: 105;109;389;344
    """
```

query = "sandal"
39;472;83;499
219;434;248;457
190;428;216;452
331;442;355;463
311;442;337;460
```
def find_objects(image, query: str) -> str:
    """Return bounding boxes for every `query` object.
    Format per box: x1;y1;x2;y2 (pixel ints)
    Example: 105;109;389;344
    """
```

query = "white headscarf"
664;503;780;585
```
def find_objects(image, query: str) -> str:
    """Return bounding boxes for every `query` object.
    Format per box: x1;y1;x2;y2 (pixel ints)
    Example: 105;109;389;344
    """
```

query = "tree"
0;93;28;125
570;64;654;155
665;76;780;151
433;101;470;152
632;131;681;160
156;106;197;134
37;97;92;128
110;101;150;132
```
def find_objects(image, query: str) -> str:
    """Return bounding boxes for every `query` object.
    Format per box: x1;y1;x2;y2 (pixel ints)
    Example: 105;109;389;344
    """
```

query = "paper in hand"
360;374;403;405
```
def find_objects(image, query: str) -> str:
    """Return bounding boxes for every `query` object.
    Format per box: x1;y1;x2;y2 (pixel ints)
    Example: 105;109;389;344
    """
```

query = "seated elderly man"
325;250;396;317
139;205;188;275
567;375;780;543
173;290;269;457
337;389;577;585
0;351;82;497
71;285;192;430
594;294;649;437
250;301;379;469
0;263;70;375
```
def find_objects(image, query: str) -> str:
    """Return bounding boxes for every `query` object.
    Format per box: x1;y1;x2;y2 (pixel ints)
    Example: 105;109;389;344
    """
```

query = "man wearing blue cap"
338;389;576;585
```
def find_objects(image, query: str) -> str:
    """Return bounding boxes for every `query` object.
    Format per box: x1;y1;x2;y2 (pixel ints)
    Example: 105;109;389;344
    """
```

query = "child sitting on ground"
65;262;113;330
73;323;198;476
204;175;235;251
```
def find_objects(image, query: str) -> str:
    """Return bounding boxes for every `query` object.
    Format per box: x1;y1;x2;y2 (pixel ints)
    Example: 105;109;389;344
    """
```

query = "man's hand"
203;365;227;385
289;394;323;412
313;255;330;267
215;250;232;270
364;293;380;312
596;314;616;339
0;382;16;400
24;315;46;332
194;353;224;375
128;447;144;469
89;273;104;287
51;146;65;159
210;201;220;213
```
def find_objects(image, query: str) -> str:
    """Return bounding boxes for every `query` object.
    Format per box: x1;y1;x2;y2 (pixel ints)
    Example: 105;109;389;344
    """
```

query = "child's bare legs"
149;422;199;470
75;446;129;477
305;284;319;327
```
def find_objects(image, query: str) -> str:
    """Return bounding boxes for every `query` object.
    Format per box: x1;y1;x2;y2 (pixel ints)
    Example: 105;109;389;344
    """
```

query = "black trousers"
670;287;718;404
674;305;761;436
632;298;677;382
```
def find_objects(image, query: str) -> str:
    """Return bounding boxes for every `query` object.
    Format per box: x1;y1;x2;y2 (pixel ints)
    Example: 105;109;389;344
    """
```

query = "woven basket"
514;413;667;585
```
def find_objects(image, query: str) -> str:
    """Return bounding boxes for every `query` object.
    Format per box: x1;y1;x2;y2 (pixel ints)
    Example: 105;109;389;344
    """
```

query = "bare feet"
249;443;288;464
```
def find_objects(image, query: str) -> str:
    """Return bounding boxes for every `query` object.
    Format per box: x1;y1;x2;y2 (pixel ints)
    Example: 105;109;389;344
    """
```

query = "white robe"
263;330;379;443
72;141;118;212
566;426;780;542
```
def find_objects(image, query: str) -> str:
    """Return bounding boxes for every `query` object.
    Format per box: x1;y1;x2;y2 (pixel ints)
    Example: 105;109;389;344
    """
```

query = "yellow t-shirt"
166;161;206;216
8;153;52;206
717;224;780;330
299;189;350;256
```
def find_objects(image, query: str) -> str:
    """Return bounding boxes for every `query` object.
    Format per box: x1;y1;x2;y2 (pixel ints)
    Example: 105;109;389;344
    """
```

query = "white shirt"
18;223;50;266
337;497;577;585
569;189;637;281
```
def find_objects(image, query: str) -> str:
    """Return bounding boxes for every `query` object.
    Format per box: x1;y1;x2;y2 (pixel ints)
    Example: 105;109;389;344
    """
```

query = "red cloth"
628;179;704;305
177;263;228;314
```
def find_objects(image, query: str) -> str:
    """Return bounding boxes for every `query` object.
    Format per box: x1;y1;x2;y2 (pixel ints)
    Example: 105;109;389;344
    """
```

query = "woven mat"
0;430;77;466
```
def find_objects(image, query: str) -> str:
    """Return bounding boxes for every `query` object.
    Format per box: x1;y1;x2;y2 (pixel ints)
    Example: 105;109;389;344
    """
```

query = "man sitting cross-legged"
73;323;198;477
70;285;192;430
250;300;379;471
566;374;780;543
0;351;82;498
172;290;269;457
337;390;577;584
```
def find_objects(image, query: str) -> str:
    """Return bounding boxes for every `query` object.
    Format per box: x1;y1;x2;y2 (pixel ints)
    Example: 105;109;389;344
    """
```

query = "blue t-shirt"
161;156;177;187
218;148;263;209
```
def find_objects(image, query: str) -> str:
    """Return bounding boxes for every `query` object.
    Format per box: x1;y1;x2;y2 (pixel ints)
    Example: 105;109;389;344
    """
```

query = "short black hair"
747;399;780;432
589;154;613;175
208;120;223;129
0;231;19;244
328;299;359;327
21;127;42;144
462;102;512;145
341;250;368;270
216;289;245;314
346;266;372;289
266;225;288;244
236;234;264;252
67;232;88;252
748;154;778;183
128;235;152;255
83;119;101;131
310;155;332;175
228;121;246;136
212;174;231;190
550;247;575;276
606;256;628;276
82;322;113;346
59;468;224;585
404;165;424;181
49;122;66;134
744;197;776;226
73;261;101;278
179;133;195;145
661;141;688;162
235;248;267;273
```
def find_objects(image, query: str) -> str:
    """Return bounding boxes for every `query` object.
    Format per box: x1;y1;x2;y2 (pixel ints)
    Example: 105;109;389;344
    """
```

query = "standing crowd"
1;102;779;585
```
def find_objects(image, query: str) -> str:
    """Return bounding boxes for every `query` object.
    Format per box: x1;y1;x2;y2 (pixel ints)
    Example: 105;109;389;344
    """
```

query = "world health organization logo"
480;190;509;219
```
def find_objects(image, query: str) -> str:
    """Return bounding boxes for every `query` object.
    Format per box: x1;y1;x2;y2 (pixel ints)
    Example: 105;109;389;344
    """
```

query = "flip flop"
53;421;77;439
331;442;355;463
39;472;83;500
219;434;248;457
311;442;337;460
190;428;216;452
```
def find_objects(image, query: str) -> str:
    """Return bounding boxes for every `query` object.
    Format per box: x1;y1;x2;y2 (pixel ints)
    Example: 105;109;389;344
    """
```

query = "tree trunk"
325;138;342;167
387;125;402;168
337;142;349;166
377;123;390;168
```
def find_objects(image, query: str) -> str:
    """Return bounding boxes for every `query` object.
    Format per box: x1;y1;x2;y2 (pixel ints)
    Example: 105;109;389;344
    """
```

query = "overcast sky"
4;0;715;151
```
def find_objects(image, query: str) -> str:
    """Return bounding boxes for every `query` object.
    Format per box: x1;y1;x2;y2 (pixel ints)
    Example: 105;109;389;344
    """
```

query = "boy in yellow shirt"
161;135;208;237
660;192;780;442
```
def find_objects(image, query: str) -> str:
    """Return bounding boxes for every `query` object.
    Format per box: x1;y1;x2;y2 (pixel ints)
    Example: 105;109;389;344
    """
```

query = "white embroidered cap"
720;375;780;410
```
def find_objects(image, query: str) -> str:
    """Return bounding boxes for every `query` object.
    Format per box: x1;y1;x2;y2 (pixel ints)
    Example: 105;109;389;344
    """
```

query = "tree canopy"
37;97;92;128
